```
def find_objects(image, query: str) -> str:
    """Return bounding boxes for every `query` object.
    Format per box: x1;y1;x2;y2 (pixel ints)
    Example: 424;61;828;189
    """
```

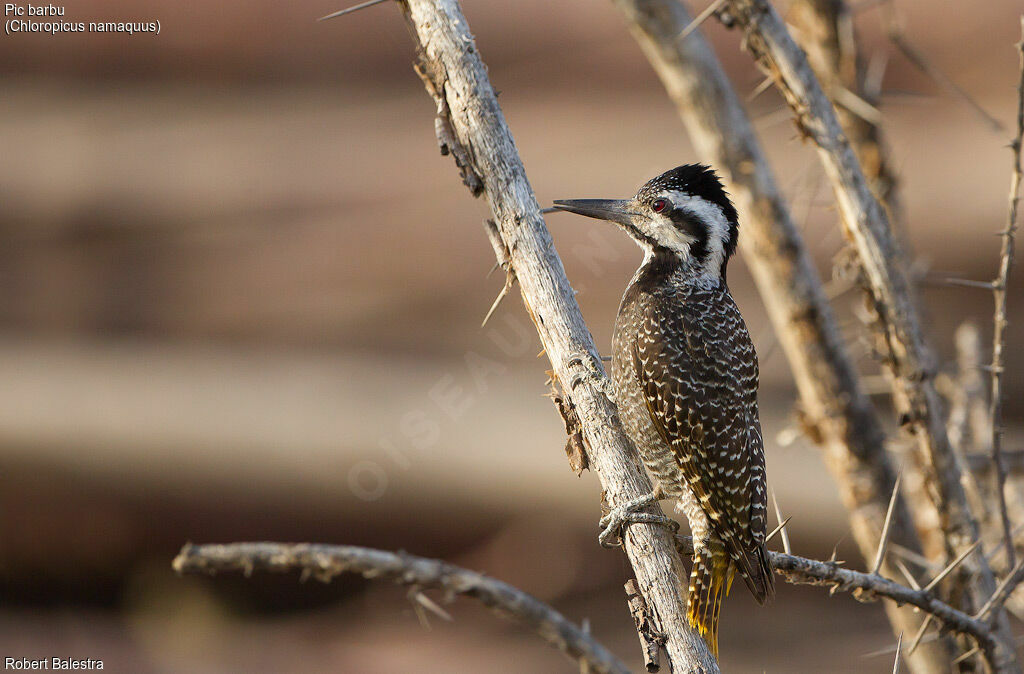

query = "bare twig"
610;1;945;669
389;1;716;669
988;16;1024;572
894;559;921;591
718;2;1014;667
173;543;630;674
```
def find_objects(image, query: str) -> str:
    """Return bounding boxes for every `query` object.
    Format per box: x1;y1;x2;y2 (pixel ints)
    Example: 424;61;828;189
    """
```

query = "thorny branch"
789;0;901;219
717;1;1017;669
672;535;1022;667
988;16;1024;572
173;543;630;674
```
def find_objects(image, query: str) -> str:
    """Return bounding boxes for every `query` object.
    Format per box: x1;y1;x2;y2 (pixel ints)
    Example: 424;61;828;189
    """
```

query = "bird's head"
553;164;739;283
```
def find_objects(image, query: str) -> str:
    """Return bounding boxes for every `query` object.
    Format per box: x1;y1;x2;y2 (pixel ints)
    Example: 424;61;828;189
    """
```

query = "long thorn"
974;556;1024;623
413;590;453;622
894;559;921;591
767;516;792;549
988;520;1024;563
833;85;883;125
923;540;982;592
872;472;902;575
677;0;726;42
951;646;980;665
906;614;933;656
482;270;515;327
747;75;775;103
771;490;791;554
942;277;997;290
889;543;938;571
892;632;903;674
318;0;389;22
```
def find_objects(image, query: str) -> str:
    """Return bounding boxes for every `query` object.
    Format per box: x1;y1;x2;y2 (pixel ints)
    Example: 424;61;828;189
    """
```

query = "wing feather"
632;286;771;600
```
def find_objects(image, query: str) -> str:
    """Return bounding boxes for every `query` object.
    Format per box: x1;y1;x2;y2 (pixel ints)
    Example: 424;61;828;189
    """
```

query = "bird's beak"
551;199;637;228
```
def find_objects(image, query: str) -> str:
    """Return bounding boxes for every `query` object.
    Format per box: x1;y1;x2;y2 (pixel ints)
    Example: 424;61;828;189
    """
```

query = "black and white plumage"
554;164;773;658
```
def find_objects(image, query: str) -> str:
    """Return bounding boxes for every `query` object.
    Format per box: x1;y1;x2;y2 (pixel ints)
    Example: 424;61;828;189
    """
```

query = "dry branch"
672;535;1012;666
173;543;630;674
394;0;715;670
609;1;945;669
944;324;998;534
790;0;900;218
718;2;1016;668
787;0;955;577
988;16;1024;572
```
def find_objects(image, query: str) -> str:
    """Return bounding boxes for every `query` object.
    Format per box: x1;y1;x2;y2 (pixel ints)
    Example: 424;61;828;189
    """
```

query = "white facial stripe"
674;193;730;284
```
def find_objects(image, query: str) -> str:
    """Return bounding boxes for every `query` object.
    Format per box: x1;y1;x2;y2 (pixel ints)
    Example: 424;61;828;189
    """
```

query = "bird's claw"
566;351;614;398
599;492;679;548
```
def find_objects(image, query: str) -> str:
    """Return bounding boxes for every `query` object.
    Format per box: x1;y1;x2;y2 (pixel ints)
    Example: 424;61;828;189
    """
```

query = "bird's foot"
599;488;678;548
566;351;613;398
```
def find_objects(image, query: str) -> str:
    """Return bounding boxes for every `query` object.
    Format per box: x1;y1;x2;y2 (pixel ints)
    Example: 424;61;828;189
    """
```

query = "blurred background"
1;1;1022;671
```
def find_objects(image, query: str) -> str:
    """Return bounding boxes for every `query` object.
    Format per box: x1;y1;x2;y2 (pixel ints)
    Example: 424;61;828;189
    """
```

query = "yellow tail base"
686;550;734;659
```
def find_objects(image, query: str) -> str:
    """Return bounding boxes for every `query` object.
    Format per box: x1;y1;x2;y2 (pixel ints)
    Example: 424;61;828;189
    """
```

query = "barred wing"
632;289;772;601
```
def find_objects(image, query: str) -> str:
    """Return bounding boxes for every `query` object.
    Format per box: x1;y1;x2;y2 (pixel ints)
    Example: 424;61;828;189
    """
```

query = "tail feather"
688;542;775;658
687;545;730;658
733;542;775;606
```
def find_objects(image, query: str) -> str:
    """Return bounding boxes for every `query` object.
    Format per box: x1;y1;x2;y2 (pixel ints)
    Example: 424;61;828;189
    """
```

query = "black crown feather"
636;164;739;259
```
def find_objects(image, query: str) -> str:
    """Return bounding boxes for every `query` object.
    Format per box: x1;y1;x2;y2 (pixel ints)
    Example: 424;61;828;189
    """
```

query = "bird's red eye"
652;199;667;212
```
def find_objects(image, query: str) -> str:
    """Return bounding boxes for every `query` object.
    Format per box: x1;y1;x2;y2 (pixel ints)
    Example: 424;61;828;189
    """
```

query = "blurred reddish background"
0;1;1021;671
